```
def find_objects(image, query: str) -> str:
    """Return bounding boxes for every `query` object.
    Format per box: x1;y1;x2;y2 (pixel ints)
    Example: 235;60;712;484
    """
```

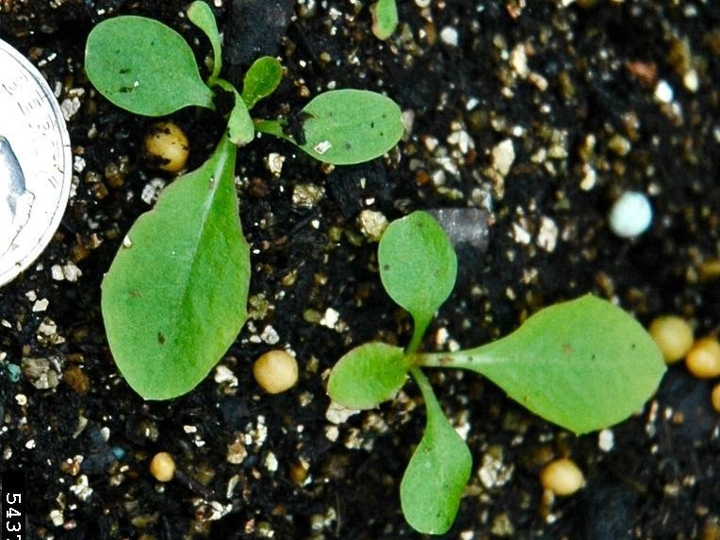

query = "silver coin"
0;38;72;286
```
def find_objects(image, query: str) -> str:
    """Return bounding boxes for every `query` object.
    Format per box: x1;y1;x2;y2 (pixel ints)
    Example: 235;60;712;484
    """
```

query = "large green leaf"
378;211;457;352
400;369;472;534
85;15;214;115
297;89;404;165
327;342;407;409
101;136;250;399
420;295;666;434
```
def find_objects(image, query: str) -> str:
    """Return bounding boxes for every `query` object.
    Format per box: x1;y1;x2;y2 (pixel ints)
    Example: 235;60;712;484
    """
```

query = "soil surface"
1;1;720;539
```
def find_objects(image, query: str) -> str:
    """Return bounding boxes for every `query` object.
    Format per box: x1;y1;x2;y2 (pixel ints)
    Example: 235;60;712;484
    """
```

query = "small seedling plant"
327;211;666;535
84;1;403;399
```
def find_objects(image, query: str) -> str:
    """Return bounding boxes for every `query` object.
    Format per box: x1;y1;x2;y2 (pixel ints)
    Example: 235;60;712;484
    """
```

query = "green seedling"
85;1;403;399
328;210;666;534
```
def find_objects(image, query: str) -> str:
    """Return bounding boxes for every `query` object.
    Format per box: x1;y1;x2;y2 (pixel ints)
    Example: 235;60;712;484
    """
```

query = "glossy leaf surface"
400;369;472;534
85;15;214;115
297;89;403;165
101;137;250;399
423;295;666;433
327;342;407;409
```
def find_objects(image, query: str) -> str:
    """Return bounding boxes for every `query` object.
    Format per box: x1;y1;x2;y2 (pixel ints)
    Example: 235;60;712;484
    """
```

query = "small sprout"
540;458;585;496
328;210;665;534
711;383;720;415
685;337;720;379
149;452;176;482
648;315;694;364
608;191;653;238
253;350;299;394
144;122;189;173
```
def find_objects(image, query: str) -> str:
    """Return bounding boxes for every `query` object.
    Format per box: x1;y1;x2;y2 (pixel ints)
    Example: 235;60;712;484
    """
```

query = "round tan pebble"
686;337;720;379
540;458;585;496
648;315;694;364
149;452;176;482
253;350;299;394
144;122;189;173
712;383;720;415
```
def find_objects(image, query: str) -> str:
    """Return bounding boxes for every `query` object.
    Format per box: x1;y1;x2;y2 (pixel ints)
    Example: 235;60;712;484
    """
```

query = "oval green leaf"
85;15;214;116
101;136;250;399
378;211;457;349
370;0;398;40
430;295;666;434
241;56;283;110
327;342;407;409
297;89;404;165
401;369;472;534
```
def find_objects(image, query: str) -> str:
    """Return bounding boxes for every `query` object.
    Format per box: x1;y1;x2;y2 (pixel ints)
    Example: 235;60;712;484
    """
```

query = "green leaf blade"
241;56;283;110
378;211;457;348
370;0;399;40
298;89;404;165
436;295;666;434
187;1;222;83
401;369;472;534
85;16;214;116
223;84;255;146
101;137;250;399
327;342;407;409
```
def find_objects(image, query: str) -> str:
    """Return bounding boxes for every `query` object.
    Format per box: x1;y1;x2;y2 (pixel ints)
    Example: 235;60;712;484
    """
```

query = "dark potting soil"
1;1;720;539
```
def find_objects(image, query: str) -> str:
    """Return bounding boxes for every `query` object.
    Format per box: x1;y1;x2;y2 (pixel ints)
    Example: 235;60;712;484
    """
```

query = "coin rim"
0;38;72;287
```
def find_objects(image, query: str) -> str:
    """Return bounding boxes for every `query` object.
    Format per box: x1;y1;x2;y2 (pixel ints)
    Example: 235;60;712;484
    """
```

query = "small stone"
654;80;674;103
608;134;631;156
51;265;64;281
226;438;248;464
319;308;340;329
141;178;166;205
21;357;60;390
439;26;459;46
265;153;285;176
683;69;699;92
608;191;652;238
492;139;515;176
357;210;388;241
598;428;615;452
32;298;49;312
214;365;238;387
537;217;558;252
292;184;325;208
